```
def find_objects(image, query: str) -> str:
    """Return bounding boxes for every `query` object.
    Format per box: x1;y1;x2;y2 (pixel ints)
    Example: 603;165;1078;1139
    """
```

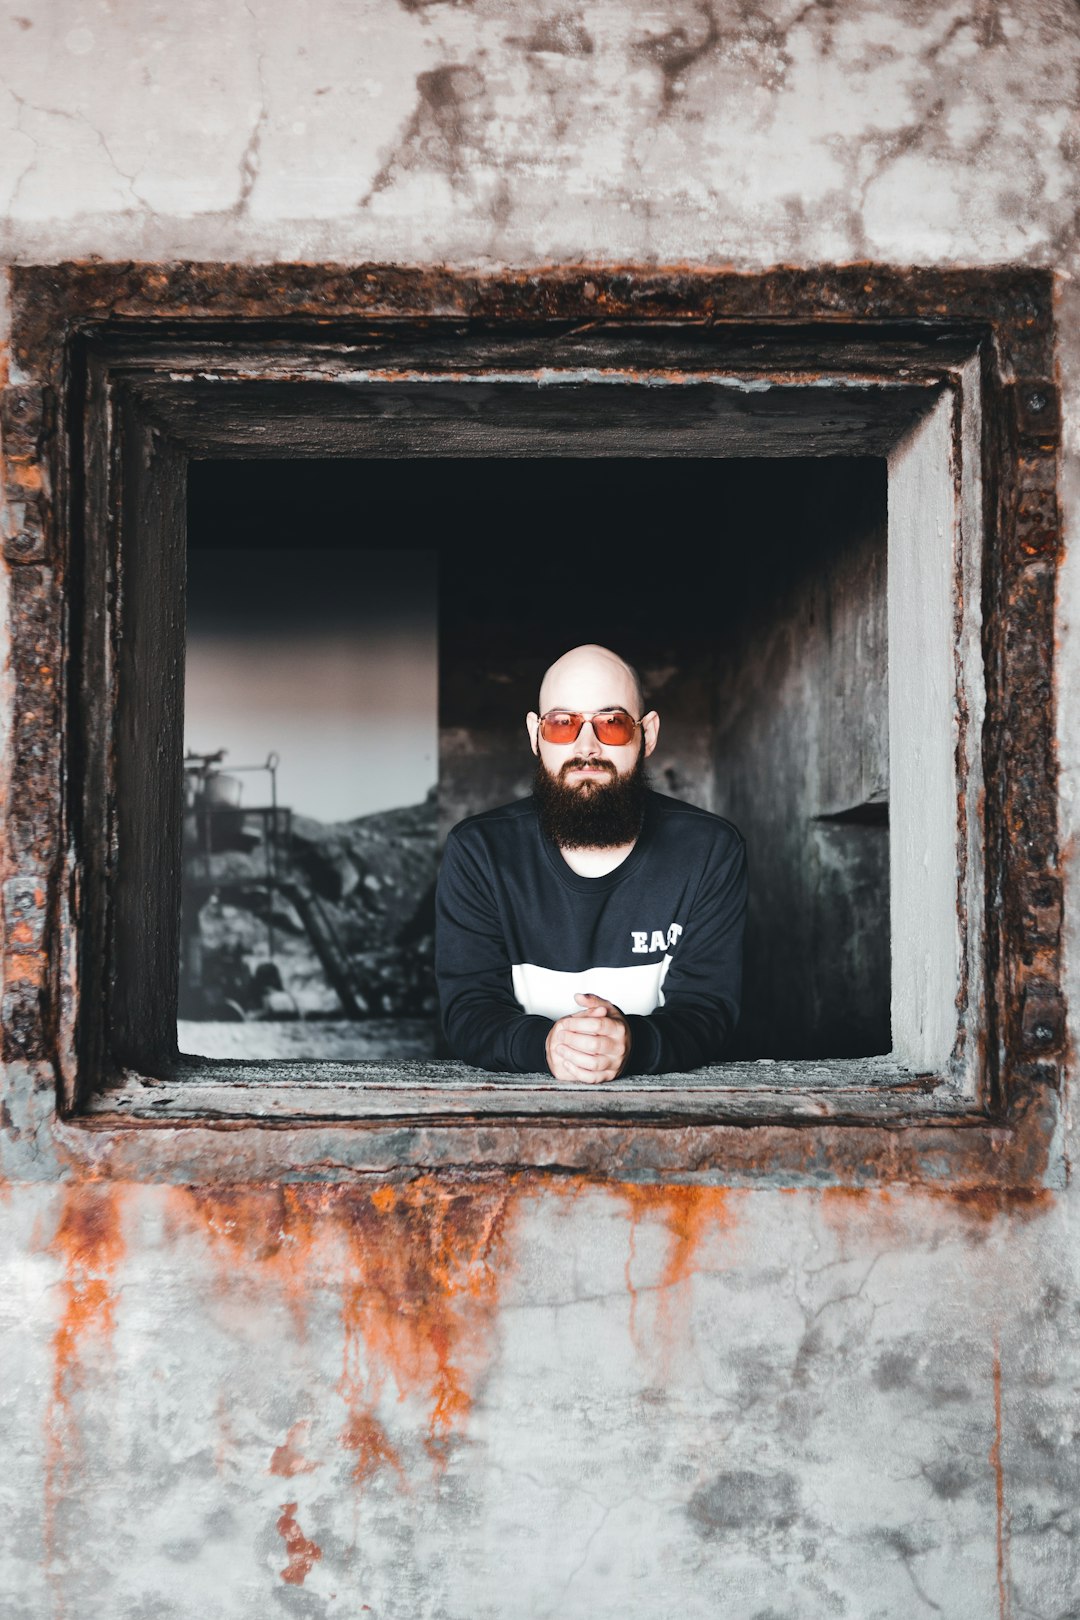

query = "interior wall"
2;5;1080;1619
711;460;889;1057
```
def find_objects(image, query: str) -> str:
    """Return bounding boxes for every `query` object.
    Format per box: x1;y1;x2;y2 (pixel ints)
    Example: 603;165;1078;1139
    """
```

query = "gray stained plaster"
0;0;1075;266
4;1180;1080;1619
3;2;1080;1617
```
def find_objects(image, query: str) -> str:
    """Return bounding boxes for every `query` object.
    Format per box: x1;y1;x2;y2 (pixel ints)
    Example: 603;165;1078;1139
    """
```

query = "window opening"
177;455;892;1066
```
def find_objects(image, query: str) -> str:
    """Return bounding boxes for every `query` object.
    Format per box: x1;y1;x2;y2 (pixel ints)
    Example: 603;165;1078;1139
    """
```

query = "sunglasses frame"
536;707;646;746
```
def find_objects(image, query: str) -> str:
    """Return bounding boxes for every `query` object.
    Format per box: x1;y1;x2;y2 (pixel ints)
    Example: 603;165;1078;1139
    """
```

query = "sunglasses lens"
540;714;582;744
593;712;638;745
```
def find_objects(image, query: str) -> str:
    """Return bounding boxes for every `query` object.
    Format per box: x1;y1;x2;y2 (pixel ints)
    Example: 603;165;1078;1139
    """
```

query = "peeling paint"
275;1502;322;1587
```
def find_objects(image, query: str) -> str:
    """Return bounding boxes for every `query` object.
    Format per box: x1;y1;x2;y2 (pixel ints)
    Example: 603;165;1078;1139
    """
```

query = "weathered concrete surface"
2;1;1080;1617
0;0;1078;268
3;1181;1078;1618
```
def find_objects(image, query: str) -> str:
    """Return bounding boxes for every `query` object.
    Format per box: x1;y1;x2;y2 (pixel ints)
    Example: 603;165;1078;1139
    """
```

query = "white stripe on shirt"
511;957;673;1020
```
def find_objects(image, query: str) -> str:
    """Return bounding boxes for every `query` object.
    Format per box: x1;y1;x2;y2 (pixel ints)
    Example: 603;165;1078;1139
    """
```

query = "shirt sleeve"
622;828;747;1075
435;827;553;1073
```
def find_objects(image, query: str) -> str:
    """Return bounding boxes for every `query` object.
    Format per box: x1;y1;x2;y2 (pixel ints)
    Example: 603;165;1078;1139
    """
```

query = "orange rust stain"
178;1178;519;1472
2;954;43;985
49;1187;124;1388
613;1184;733;1366
269;1421;319;1479
619;1184;732;1296
7;456;42;492
815;1186;899;1253
332;1178;515;1466
990;1337;1011;1619
276;1502;322;1587
340;1411;404;1485
930;1187;1054;1226
44;1187;125;1606
178;1185;316;1340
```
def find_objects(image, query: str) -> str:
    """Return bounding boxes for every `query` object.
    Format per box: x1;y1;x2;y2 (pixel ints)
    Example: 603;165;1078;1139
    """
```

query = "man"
435;644;747;1080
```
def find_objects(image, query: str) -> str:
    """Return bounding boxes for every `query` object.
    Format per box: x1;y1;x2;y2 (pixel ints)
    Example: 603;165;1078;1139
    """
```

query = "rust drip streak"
179;1178;518;1477
564;1181;736;1370
341;1411;405;1486
990;1336;1010;1620
43;1188;124;1618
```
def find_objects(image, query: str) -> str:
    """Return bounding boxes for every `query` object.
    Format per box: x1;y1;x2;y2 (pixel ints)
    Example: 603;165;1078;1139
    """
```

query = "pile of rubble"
180;788;438;1021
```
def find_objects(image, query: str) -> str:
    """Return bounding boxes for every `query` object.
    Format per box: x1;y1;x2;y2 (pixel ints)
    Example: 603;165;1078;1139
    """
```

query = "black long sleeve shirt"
435;791;747;1075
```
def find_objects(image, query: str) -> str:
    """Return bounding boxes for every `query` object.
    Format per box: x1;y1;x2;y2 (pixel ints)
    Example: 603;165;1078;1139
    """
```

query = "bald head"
537;645;644;717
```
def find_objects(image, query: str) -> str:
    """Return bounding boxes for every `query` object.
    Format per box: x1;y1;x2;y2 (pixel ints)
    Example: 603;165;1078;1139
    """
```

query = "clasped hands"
545;992;631;1084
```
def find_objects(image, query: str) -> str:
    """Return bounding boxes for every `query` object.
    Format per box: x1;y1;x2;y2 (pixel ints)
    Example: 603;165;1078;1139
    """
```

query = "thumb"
575;992;609;1014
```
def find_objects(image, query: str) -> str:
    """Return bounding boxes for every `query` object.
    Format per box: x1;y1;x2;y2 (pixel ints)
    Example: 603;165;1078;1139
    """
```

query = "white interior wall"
887;390;963;1073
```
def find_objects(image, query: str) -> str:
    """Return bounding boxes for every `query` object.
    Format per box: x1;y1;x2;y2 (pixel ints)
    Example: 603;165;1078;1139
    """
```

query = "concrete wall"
710;459;890;1058
3;4;1080;1616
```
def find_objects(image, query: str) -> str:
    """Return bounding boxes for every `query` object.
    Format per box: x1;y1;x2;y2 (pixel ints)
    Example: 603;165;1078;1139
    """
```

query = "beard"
532;743;650;850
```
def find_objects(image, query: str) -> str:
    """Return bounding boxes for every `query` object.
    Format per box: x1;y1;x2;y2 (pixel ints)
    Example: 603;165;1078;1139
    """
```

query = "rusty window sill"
85;1056;968;1125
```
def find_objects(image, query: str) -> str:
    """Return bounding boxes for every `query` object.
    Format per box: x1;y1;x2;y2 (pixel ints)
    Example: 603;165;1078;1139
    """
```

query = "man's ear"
641;710;660;757
526;711;540;755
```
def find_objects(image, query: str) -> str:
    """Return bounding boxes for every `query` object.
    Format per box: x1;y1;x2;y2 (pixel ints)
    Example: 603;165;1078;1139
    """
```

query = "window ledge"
86;1054;968;1124
59;1059;1057;1195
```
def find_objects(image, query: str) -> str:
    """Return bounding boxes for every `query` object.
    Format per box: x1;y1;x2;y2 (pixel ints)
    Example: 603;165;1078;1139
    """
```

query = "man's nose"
576;719;603;755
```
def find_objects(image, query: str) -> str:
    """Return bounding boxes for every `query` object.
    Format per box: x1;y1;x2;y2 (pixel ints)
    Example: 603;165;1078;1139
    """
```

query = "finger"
550;1046;597;1080
556;1045;601;1072
574;994;610;1014
576;993;623;1014
561;1032;599;1055
564;1022;628;1050
559;1017;607;1037
561;1041;625;1076
562;1031;618;1057
557;1051;616;1085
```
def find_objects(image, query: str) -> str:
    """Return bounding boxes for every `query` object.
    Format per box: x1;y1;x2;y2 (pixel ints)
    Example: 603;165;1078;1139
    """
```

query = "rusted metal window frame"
0;264;1062;1189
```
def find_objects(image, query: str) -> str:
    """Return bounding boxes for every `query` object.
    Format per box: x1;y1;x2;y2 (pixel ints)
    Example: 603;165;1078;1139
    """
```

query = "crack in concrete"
1;82;149;214
885;1530;945;1613
556;1499;615;1604
233;2;269;215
